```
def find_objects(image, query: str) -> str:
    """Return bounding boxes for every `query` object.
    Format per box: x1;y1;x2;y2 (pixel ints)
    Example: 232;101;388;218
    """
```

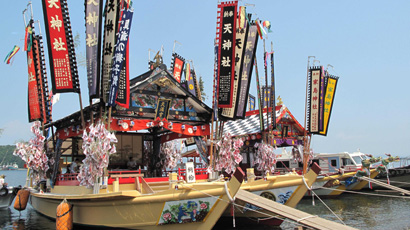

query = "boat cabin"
275;150;367;175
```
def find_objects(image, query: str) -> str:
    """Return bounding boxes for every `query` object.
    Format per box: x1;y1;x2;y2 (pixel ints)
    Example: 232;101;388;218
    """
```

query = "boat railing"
55;173;80;186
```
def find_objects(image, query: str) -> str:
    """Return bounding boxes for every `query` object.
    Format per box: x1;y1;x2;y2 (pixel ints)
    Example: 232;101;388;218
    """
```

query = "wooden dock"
358;177;410;195
235;189;358;230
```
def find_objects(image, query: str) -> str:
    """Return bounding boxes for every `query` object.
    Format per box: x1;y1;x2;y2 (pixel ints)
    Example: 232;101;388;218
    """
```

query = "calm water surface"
1;170;410;230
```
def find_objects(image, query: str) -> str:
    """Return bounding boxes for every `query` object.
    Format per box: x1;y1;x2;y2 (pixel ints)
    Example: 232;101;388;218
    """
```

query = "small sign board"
185;162;196;183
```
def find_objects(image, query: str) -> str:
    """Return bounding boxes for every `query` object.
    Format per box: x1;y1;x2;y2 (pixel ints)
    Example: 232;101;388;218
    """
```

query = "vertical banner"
185;63;197;96
171;53;185;83
212;45;219;121
155;99;171;121
221;14;249;119
262;85;271;108
319;75;339;136
101;0;120;102
248;94;255;111
216;1;237;108
235;23;259;118
26;22;41;122
319;67;326;131
115;39;129;108
33;35;52;124
107;7;133;107
42;0;80;94
307;67;323;133
270;50;276;130
85;0;103;98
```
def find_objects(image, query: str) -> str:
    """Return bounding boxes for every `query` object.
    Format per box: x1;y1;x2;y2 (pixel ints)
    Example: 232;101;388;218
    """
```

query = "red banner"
27;35;41;122
171;53;185;83
42;0;79;94
33;38;48;124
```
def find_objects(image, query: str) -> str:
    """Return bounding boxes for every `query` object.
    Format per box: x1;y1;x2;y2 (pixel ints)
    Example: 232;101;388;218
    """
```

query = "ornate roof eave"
129;65;212;114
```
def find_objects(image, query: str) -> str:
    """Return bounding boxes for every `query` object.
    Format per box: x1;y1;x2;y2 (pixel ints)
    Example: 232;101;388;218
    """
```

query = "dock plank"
235;189;358;230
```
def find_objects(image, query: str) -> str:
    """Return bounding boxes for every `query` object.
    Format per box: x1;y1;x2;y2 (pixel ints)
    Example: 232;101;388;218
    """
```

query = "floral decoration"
77;121;117;188
209;132;244;175
13;121;49;185
254;142;277;175
160;140;181;170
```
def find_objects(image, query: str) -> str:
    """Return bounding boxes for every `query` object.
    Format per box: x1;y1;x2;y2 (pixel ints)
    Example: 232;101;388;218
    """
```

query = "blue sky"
1;1;409;157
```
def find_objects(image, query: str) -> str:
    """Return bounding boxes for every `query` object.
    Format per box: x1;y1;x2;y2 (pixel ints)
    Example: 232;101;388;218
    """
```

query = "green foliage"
198;76;207;102
0;145;25;168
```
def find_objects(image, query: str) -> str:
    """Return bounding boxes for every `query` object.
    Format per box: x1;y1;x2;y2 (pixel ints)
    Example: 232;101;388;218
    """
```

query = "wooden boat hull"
30;169;244;229
305;169;379;197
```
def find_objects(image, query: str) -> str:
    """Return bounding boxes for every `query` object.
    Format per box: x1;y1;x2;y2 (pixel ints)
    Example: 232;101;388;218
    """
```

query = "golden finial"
277;96;283;106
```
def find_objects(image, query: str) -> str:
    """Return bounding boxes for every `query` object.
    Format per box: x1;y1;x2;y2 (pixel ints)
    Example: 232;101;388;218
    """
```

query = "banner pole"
303;56;314;174
263;39;269;143
269;41;275;145
78;92;85;128
108;106;112;131
254;58;265;134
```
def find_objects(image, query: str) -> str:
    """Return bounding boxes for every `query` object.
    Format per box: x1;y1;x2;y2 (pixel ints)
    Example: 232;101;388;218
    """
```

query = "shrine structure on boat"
46;63;212;178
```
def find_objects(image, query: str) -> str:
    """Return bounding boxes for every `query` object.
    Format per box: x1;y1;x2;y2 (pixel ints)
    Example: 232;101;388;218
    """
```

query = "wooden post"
78;92;85;128
254;58;265;134
107;106;112;130
303;56;314;174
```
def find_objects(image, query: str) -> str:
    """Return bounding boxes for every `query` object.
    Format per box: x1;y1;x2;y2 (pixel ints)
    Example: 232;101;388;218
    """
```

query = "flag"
216;1;238;108
255;19;263;39
263;20;272;32
42;0;80;94
238;6;246;29
85;0;103;98
107;7;134;107
4;45;20;64
24;25;32;51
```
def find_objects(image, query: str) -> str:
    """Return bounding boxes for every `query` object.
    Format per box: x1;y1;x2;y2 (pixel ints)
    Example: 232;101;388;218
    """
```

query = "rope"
224;181;234;202
310;189;347;225
57;204;74;218
318;186;410;199
301;176;346;225
376;179;410;185
296;215;318;222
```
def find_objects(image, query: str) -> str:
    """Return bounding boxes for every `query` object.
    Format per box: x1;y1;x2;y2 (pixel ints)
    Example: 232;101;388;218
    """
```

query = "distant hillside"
0;145;25;168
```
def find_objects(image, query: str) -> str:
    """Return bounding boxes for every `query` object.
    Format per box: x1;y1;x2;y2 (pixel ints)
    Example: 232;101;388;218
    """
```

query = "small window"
276;161;289;168
342;158;353;166
331;159;337;167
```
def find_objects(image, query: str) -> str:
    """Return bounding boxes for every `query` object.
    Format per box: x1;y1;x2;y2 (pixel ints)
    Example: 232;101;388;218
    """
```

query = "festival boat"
275;151;381;197
13;0;323;228
29;167;245;229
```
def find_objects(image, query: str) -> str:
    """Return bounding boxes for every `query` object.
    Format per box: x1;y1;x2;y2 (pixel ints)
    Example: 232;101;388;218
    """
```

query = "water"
1;170;410;230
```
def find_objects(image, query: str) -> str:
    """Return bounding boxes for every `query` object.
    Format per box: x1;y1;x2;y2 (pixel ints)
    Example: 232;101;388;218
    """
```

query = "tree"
198;76;207;102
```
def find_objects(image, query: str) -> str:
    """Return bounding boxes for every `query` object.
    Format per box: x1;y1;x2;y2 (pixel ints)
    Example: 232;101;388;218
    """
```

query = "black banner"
235;23;258;118
216;2;237;108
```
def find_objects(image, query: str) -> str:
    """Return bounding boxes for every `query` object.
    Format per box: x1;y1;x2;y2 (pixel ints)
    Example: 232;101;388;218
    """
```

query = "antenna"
313;59;320;66
148;48;155;62
326;64;334;71
35;20;42;35
172;40;182;54
22;9;28;27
